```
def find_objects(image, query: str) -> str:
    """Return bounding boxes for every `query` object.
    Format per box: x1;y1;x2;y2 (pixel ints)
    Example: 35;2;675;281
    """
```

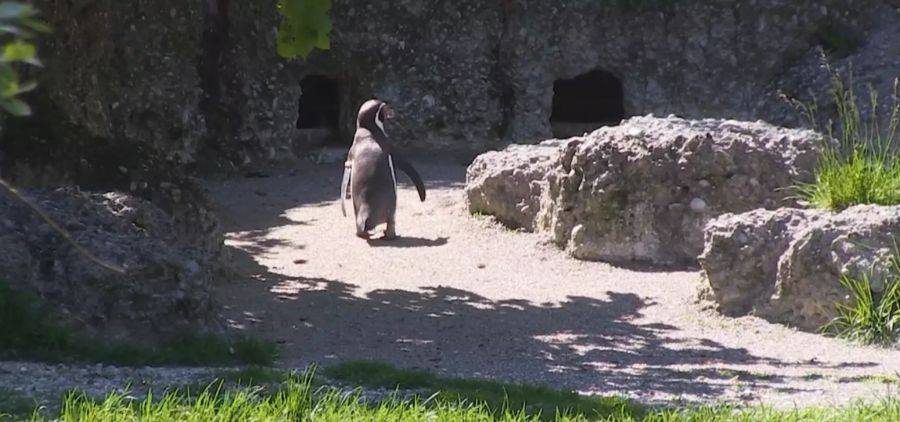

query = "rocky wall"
5;0;895;176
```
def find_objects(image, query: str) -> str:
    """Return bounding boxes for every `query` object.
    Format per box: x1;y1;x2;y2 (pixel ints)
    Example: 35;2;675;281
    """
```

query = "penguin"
340;99;426;239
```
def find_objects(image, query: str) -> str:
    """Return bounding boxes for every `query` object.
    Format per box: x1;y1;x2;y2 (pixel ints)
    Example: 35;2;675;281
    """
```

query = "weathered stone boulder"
0;188;223;345
698;208;825;316
700;205;900;331
543;115;822;265
465;139;568;230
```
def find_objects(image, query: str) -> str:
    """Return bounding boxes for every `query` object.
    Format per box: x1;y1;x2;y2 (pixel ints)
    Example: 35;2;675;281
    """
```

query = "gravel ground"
0;361;219;413
0;360;423;416
206;160;900;408
5;160;899;412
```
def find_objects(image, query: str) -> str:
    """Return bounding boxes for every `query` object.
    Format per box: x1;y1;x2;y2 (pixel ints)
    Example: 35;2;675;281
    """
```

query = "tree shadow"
605;260;701;273
225;229;306;256
204;161;465;235
216;245;879;404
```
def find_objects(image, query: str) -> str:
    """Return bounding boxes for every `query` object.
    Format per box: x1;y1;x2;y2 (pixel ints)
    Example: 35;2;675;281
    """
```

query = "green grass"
838;374;900;384
0;389;37;421
0;281;277;366
6;367;900;422
812;23;862;58
322;360;644;420
214;366;289;387
819;245;900;346
3;364;900;421
791;64;900;211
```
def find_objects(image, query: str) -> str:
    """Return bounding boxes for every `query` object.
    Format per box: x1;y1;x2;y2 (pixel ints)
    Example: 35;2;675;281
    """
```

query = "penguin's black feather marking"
390;152;426;201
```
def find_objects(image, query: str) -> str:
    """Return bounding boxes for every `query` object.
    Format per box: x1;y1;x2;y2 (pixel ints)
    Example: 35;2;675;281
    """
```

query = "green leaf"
0;62;16;83
0;97;30;116
2;40;35;62
0;2;35;20
0;24;23;35
275;0;332;59
22;18;50;33
15;79;35;93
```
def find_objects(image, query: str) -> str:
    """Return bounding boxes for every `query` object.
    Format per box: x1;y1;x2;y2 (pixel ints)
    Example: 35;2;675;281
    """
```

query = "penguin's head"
357;98;396;134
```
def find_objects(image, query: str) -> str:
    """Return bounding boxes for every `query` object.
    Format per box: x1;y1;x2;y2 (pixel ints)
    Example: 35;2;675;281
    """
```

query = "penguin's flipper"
340;165;351;217
392;153;426;201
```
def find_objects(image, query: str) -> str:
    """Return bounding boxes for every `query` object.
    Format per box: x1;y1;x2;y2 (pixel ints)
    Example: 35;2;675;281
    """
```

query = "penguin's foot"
355;230;371;239
383;223;397;240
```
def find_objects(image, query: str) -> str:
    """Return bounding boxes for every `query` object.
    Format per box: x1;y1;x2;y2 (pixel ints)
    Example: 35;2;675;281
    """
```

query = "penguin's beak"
382;105;397;120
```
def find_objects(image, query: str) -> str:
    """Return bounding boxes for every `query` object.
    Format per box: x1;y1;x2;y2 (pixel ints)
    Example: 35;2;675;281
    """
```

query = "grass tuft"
322;360;645;421
790;62;900;211
232;337;279;365
820;244;900;346
3;365;900;421
214;366;289;387
0;281;277;366
7;368;900;422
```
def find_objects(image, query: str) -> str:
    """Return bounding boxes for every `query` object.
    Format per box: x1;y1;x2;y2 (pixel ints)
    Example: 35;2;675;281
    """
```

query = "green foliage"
276;0;332;59
812;23;862;59
6;369;900;422
820;246;900;346
0;388;37;421
791;62;900;211
322;360;645;421
0;281;83;359
0;281;277;366
0;1;49;116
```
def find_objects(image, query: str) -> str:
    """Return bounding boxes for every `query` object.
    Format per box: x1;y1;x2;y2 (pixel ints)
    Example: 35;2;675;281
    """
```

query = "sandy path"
205;160;900;407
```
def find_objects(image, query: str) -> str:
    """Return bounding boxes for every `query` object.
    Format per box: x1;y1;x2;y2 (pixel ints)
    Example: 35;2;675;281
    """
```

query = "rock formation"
466;115;823;266
465;139;567;230
0;188;223;344
7;0;896;172
700;205;900;331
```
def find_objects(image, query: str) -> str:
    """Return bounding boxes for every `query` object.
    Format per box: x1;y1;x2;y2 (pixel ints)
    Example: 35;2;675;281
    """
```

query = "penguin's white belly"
387;154;398;194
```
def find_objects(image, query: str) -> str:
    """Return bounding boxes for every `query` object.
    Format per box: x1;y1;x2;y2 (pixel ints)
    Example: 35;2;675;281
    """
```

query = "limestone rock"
700;205;900;331
698;208;824;316
544;115;822;265
465;139;568;230
0;188;223;345
771;205;900;330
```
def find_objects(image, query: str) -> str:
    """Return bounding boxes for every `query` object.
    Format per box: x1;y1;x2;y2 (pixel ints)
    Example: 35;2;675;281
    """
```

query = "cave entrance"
549;69;625;138
296;74;343;147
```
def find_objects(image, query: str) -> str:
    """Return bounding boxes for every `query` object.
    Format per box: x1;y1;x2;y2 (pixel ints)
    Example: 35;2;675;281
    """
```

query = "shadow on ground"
366;236;450;248
209;161;884;403
218;242;878;402
204;160;465;236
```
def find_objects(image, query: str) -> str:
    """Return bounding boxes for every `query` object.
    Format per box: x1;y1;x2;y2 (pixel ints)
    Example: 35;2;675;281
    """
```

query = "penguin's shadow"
366;236;449;248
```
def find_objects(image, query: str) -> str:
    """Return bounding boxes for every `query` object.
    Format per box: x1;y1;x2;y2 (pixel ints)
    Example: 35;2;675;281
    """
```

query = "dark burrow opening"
550;69;625;138
296;74;343;147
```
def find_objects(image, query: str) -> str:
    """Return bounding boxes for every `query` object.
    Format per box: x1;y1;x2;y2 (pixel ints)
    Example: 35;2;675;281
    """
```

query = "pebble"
690;198;707;213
